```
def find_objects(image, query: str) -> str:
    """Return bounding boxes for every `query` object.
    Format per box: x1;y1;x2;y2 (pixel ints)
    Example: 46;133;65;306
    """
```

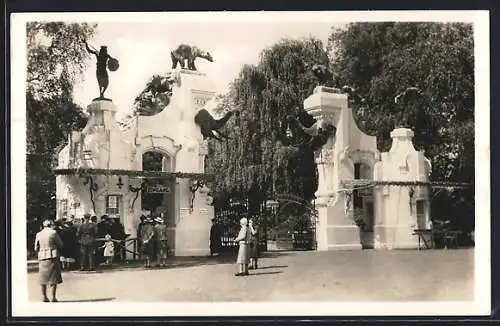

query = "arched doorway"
141;151;175;226
353;162;374;249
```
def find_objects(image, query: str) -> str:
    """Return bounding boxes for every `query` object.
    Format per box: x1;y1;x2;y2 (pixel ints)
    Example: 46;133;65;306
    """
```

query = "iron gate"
214;194;317;253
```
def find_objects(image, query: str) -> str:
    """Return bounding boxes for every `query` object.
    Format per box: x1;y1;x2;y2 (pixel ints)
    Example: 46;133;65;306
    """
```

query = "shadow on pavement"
248;271;283;276
260;251;297;259
256;265;288;269
57;297;116;302
55;251;297;273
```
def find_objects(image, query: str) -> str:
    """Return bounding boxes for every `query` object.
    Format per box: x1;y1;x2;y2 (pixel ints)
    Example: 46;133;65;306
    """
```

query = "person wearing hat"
154;217;168;267
233;217;252;276
140;216;156;268
209;218;222;257
248;219;259;270
136;215;147;256
109;216;126;263
77;213;98;271
34;219;63;302
59;217;76;271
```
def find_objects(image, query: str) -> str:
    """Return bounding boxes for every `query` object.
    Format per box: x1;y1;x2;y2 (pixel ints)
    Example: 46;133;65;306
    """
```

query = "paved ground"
27;249;474;302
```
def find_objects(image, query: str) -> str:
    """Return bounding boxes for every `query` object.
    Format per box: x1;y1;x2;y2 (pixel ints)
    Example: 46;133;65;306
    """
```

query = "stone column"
304;86;361;251
173;70;216;256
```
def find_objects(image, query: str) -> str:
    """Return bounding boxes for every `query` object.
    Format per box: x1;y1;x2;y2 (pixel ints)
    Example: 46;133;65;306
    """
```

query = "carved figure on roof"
84;39;119;99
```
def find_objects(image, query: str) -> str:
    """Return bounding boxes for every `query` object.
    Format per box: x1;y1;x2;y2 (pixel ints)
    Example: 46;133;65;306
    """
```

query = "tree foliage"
26;22;96;227
133;74;174;116
27;22;97;100
328;22;474;183
328;22;474;230
206;38;327;212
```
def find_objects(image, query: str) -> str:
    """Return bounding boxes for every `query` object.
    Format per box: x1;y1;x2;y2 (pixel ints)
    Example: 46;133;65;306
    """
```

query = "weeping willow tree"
206;37;329;215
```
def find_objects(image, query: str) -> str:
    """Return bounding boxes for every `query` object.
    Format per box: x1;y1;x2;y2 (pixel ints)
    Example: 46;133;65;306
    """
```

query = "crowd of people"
33;212;261;301
136;215;169;268
49;213;127;272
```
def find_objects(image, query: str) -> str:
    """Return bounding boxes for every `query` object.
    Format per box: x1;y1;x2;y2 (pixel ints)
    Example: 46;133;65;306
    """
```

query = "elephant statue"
171;44;213;71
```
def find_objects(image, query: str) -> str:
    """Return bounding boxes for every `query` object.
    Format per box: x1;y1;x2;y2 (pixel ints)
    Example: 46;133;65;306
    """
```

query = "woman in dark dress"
59;219;77;271
140;217;156;268
154;217;168;267
248;219;259;270
209;218;222;256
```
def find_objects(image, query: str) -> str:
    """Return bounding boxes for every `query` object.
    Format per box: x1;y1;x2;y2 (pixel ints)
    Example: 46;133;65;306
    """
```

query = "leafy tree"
206;38;327;215
328;22;474;232
27;22;97;100
328;22;474;182
133;74;174;116
26;22;96;237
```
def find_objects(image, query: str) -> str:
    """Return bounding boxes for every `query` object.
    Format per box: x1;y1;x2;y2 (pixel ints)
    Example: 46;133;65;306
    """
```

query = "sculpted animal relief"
194;109;235;141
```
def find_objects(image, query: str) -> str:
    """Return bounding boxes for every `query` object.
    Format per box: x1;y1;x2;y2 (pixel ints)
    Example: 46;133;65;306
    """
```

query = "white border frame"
10;10;490;317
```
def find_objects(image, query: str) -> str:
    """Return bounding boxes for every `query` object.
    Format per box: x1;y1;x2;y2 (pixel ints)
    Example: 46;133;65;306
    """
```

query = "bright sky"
73;21;340;119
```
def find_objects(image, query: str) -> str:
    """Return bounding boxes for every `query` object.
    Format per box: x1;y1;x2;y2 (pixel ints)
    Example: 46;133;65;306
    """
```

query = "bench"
412;229;434;250
443;230;460;249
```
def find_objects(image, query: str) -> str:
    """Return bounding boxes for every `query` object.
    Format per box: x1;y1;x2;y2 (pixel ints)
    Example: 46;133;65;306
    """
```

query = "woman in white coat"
233;217;251;276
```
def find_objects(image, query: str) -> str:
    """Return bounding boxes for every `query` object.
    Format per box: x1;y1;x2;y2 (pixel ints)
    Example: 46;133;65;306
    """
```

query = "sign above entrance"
145;184;171;194
192;95;211;108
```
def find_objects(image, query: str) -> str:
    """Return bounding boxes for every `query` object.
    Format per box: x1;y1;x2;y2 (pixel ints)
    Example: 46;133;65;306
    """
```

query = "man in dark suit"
77;213;98;271
110;217;126;262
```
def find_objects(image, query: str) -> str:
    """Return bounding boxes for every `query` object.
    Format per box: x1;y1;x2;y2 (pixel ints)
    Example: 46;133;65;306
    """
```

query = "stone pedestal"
304;86;361;251
169;71;216;256
55;71;229;258
174;185;213;256
315;194;362;251
56;100;143;260
373;128;432;249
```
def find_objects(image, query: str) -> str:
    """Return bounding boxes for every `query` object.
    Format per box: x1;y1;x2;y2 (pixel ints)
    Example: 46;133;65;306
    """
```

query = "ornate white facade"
56;70;216;257
56;72;432;255
304;86;431;250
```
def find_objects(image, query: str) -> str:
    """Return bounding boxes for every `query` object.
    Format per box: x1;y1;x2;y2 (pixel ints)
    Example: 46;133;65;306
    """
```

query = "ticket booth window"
58;199;68;218
106;195;121;215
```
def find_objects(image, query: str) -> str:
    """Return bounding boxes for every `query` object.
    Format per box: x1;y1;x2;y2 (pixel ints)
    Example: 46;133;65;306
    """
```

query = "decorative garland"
129;181;147;211
81;176;99;214
53;168;214;183
340;179;472;188
189;180;205;212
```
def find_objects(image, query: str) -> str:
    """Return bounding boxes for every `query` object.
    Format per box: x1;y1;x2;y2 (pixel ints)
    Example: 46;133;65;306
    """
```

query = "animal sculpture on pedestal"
286;114;336;152
171;44;213;71
394;87;422;104
393;87;423;128
194;109;236;141
310;64;334;86
134;74;177;115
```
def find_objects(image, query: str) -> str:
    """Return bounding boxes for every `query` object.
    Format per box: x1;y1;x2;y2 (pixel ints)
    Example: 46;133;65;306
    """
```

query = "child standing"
100;234;115;265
